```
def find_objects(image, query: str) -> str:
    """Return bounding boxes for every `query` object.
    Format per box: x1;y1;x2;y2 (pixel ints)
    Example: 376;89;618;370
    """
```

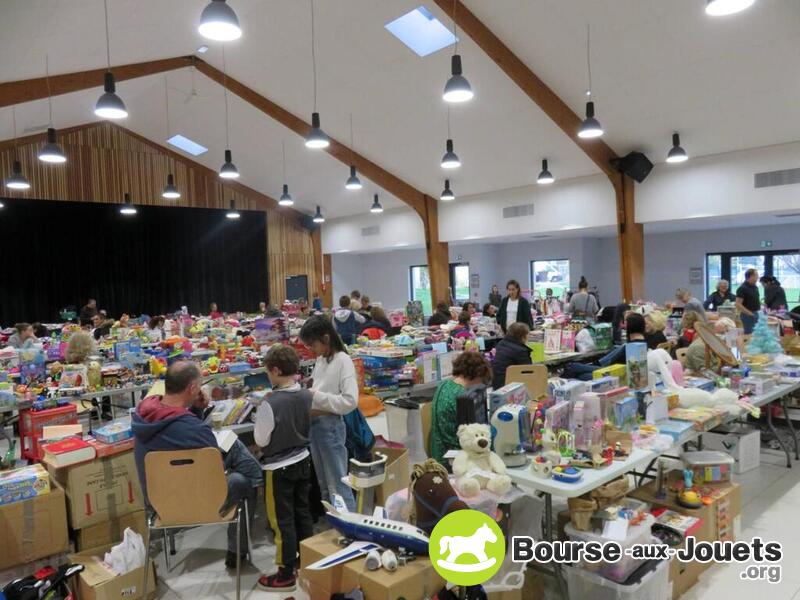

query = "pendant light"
305;0;329;149
39;56;67;164
578;25;603;139
666;132;689;164
198;0;242;41
218;46;240;179
443;0;473;103
119;193;137;215
370;194;383;214
94;0;128;119
440;179;455;201
279;141;294;206
5;107;31;191
226;199;241;219
161;78;181;199
441;107;461;169
312;205;325;223
705;0;755;16
537;159;555;184
344;115;362;190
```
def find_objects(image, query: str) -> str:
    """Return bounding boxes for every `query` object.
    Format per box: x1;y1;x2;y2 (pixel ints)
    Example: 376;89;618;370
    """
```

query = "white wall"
637;141;800;223
322;207;425;254
438;175;616;241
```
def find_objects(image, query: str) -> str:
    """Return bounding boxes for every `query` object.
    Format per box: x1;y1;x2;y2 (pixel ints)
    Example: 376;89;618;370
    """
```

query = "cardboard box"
0;478;69;570
299;530;443;600
374;447;410;506
76;510;148;552
630;471;741;599
704;424;761;474
49;450;144;530
70;544;156;600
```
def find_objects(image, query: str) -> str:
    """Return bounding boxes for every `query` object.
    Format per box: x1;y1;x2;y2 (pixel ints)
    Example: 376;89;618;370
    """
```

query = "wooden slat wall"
1;121;318;305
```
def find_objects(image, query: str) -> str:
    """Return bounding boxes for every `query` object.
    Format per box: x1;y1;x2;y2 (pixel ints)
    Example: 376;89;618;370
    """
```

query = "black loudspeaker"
611;151;653;183
300;214;318;230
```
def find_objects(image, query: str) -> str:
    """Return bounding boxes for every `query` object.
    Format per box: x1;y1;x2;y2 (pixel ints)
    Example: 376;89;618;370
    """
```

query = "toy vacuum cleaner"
491;404;530;468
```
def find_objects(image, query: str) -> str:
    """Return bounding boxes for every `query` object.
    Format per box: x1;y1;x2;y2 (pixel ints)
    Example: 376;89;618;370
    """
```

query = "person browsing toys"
255;345;314;592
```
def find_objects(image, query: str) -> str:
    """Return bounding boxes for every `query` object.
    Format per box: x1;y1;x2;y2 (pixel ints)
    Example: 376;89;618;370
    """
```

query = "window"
409;265;432;315
167;134;208;156
705;250;800;304
385;6;458;57
530;259;570;299
450;262;470;305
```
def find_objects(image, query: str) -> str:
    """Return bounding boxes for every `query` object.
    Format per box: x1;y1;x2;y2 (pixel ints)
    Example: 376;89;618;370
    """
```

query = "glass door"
409;265;432;315
773;253;800;306
730;254;765;299
449;263;470;305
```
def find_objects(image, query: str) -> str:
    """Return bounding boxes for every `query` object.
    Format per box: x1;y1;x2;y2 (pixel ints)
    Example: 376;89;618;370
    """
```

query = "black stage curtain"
0;197;269;324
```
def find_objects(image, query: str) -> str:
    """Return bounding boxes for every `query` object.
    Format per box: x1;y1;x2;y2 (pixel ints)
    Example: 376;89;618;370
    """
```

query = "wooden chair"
143;447;244;600
505;364;548;400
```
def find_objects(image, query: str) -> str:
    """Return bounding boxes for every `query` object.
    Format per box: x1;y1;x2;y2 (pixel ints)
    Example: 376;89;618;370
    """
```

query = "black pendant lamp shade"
440;179;455;201
198;0;242;41
370;194;383;214
279;184;294;207
5;160;30;190
537;159;555;184
226;199;241;219
95;72;128;120
119;192;137;215
38;127;67;163
345;165;362;190
443;54;473;103
666;133;689;163
312;205;325;223
162;173;180;199
219;149;239;179
578;101;603;139
306;112;330;149
441;138;461;169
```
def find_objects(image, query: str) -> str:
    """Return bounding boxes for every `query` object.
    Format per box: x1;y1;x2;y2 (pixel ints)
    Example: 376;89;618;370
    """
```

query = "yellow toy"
149;356;167;378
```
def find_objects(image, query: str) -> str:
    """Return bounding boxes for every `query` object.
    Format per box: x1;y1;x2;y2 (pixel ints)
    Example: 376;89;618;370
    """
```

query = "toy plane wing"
305;541;382;570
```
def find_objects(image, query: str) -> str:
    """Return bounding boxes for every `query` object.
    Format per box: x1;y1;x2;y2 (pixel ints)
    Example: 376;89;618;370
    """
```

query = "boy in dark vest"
255;345;315;591
333;294;365;344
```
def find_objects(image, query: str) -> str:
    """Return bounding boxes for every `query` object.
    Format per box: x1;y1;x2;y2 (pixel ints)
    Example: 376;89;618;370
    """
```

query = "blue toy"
552;465;582;483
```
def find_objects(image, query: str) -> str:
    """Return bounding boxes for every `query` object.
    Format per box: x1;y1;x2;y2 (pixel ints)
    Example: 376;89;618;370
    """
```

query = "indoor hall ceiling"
1;1;798;218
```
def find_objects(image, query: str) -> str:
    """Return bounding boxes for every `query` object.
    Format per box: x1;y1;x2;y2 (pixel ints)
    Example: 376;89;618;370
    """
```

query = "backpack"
343;407;375;462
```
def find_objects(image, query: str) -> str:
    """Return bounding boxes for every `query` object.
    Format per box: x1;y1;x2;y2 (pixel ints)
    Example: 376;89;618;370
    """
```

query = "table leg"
766;401;792;468
780;398;799;460
637;457;659;488
544;493;568;599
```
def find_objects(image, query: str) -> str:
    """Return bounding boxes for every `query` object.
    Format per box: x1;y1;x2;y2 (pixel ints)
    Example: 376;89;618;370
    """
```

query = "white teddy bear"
452;423;512;497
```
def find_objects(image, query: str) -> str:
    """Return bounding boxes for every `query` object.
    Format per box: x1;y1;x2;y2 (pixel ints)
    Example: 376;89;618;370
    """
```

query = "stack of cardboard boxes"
630;470;741;599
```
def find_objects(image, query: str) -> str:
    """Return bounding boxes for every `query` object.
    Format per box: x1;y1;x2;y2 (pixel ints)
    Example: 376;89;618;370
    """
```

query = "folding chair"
142;447;244;600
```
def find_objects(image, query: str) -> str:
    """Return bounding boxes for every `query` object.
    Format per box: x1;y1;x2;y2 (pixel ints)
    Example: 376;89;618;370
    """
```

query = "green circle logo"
429;509;506;586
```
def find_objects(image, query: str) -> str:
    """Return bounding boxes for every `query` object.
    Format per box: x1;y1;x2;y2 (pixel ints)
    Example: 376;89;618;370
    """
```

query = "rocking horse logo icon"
429;510;506;586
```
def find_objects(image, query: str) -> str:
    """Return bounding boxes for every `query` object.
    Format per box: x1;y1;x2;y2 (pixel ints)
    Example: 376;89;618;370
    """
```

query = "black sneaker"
225;551;250;569
258;567;296;591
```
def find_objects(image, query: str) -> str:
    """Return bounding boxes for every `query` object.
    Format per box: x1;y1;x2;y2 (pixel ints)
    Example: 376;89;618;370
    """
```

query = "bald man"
133;361;262;568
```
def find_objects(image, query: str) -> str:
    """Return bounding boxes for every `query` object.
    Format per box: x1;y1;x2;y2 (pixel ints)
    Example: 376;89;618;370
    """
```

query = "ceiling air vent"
361;225;381;237
754;168;800;189
502;203;535;219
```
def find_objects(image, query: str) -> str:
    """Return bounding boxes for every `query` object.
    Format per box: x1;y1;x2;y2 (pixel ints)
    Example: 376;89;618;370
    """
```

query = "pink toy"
670;360;685;387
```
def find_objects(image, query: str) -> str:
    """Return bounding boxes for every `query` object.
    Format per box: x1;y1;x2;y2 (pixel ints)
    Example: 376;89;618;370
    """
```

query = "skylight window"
385;6;457;57
167;134;208;156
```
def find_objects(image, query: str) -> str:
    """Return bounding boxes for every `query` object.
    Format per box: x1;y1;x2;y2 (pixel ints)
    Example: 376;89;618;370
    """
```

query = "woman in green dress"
430;351;493;466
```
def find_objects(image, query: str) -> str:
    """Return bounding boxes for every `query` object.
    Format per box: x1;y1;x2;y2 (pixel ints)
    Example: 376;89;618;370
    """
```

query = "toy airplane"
306;495;430;570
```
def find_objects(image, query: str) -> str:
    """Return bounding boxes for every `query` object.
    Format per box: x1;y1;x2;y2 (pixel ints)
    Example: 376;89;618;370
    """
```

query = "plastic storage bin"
564;556;670;600
564;513;655;583
682;450;734;484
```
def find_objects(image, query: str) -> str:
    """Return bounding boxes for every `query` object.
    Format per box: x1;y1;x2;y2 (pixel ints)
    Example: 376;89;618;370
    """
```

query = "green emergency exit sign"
760;240;773;248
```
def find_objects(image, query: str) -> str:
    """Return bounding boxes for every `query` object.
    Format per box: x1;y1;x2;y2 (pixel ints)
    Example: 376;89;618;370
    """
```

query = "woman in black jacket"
492;323;532;389
497;279;534;333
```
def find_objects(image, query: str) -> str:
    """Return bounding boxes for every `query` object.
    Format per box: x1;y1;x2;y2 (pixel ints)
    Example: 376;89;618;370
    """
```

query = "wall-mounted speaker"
611;151;653;183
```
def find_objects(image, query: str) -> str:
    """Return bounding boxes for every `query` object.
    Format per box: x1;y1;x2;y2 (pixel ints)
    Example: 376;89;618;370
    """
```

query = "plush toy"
452;423;512;497
540;428;563;467
408;459;469;534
